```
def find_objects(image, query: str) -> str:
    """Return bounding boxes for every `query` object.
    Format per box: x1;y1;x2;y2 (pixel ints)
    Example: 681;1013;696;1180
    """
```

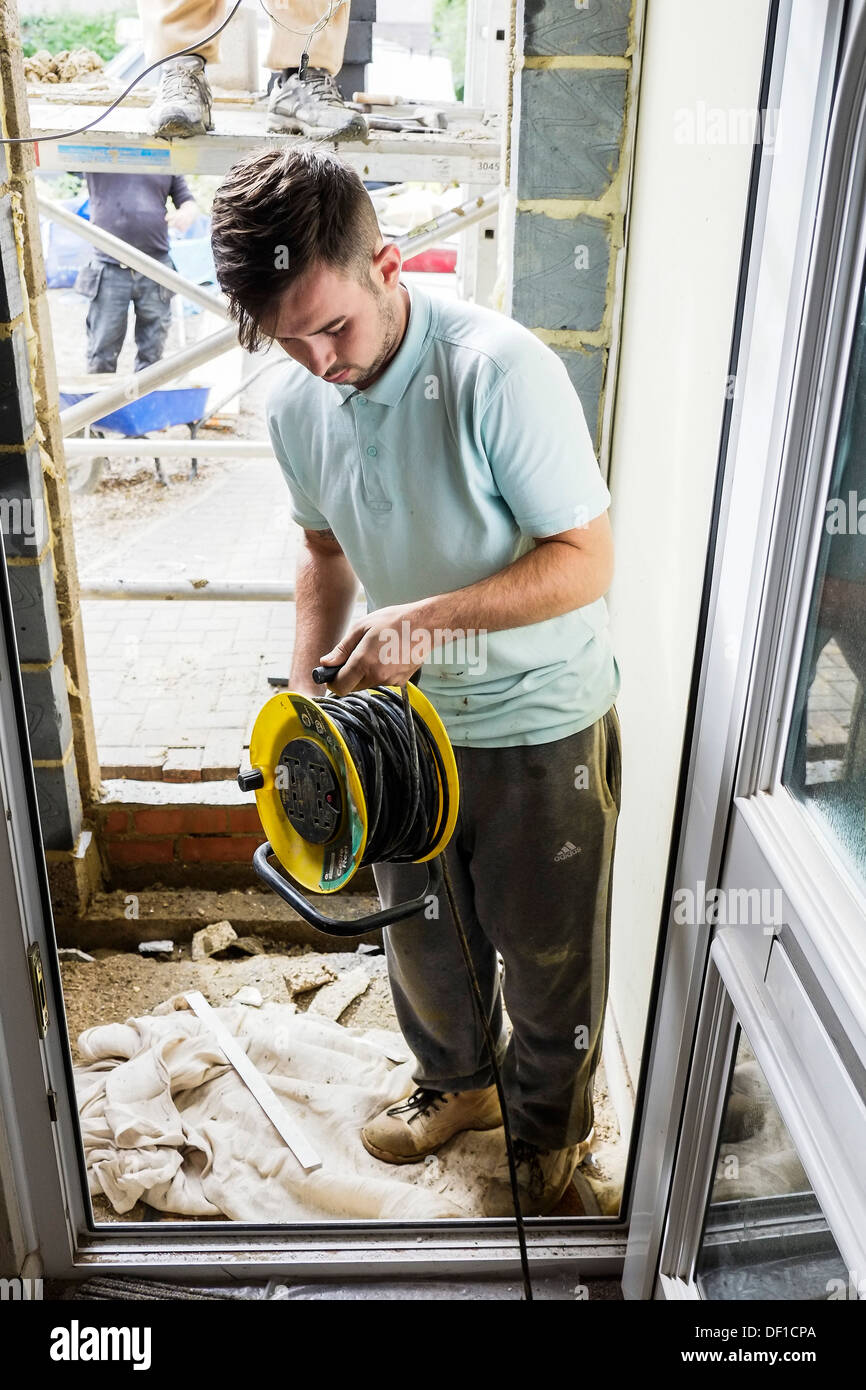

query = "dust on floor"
59;942;626;1221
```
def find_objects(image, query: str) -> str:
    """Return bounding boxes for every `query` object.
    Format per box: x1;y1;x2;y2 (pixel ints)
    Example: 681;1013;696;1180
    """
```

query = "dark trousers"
371;705;622;1150
77;258;174;374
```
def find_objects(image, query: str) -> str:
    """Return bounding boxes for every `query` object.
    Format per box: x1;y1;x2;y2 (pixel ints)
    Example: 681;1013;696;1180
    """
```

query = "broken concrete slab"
57;947;95;963
191;919;238;961
138;940;174;958
231;986;263;1007
233;935;268;956
308;967;370;1021
283;957;338;997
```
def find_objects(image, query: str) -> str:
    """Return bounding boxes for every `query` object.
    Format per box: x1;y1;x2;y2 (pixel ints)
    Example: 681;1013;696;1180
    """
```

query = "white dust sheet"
74;1002;506;1221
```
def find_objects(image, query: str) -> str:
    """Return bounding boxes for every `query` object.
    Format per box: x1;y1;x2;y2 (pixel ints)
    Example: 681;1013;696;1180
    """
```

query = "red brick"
134;806;227;836
163;748;202;782
102;809;129;834
105;838;175;865
227;805;263;833
132;808;186;836
179;834;264;863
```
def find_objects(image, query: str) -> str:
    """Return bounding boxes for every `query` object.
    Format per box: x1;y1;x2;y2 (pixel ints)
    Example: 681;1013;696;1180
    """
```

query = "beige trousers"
140;0;349;74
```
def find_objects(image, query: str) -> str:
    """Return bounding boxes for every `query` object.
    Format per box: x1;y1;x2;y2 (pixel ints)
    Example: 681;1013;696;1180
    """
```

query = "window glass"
696;1029;849;1300
785;270;866;886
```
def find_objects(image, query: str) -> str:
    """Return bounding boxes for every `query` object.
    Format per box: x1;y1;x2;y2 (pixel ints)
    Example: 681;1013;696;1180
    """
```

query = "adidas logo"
554;841;580;862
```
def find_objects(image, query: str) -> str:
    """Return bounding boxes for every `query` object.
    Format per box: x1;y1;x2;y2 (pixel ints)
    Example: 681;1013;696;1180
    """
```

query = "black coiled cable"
315;685;449;865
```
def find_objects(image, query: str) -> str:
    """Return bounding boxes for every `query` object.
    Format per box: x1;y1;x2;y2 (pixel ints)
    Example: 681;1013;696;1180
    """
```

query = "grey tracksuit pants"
371;704;622;1151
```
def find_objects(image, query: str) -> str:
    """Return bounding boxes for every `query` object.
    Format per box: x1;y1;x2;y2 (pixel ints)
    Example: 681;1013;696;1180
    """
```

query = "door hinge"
27;941;49;1038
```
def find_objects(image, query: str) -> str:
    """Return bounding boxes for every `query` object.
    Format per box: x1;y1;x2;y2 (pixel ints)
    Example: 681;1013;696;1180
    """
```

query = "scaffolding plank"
29;100;502;184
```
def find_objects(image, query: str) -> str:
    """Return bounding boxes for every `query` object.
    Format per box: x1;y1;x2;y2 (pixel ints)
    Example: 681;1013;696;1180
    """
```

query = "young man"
211;146;622;1217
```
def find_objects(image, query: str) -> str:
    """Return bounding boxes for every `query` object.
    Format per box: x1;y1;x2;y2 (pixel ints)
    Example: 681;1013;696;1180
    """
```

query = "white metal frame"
622;0;848;1299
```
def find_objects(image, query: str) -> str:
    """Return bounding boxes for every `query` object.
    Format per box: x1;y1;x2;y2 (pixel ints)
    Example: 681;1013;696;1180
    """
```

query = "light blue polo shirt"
266;279;620;747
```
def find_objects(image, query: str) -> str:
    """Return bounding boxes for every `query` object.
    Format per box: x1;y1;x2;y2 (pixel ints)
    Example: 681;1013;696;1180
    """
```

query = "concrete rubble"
191;920;238;960
308;967;371;1021
283;956;338;997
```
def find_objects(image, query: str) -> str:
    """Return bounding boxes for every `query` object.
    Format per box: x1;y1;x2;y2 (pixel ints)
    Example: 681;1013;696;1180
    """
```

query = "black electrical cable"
2;0;349;147
320;686;446;865
0;0;246;144
314;683;534;1300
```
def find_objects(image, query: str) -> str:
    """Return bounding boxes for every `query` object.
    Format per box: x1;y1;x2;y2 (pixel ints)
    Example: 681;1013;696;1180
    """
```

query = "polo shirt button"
366;446;378;457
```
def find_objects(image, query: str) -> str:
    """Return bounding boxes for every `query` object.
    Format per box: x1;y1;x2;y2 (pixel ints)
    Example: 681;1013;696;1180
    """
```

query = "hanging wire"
1;0;347;145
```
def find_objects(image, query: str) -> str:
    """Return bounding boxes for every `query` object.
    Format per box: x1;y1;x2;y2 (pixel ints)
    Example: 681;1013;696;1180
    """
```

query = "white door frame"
622;0;851;1300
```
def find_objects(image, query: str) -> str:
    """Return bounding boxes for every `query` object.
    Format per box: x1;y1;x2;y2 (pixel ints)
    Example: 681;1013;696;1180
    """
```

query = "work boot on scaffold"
147;55;213;139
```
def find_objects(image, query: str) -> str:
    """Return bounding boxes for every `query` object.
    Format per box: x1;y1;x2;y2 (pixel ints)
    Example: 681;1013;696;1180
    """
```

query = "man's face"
264;252;405;391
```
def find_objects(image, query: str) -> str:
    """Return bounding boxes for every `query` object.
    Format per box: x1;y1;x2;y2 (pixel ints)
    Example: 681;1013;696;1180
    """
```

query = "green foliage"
21;12;127;62
432;0;468;102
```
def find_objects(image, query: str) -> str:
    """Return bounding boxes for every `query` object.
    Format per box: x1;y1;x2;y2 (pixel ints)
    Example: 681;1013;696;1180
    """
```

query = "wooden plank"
183;990;322;1173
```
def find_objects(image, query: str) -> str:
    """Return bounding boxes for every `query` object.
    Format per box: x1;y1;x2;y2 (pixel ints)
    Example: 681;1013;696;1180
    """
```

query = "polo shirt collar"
332;278;432;408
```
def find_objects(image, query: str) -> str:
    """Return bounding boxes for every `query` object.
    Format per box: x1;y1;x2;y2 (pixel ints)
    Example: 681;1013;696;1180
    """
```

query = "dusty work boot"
267;67;367;141
361;1084;503;1164
482;1130;595;1217
147;55;213;139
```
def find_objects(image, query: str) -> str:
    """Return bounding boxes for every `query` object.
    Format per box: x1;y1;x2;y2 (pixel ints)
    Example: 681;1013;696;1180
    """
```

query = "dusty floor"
59;943;626;1223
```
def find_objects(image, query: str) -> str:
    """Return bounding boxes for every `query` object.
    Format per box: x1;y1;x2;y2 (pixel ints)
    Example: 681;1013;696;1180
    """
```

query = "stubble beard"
345;287;403;391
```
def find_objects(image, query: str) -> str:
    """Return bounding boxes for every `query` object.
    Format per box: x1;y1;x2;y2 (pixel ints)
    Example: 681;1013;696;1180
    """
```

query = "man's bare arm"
319;512;615;693
289;528;359;696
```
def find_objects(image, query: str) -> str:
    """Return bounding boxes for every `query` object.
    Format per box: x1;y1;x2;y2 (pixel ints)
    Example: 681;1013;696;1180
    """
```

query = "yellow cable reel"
247;684;459;894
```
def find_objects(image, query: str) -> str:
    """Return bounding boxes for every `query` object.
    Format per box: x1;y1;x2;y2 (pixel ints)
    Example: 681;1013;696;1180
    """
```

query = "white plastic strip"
183;991;322;1172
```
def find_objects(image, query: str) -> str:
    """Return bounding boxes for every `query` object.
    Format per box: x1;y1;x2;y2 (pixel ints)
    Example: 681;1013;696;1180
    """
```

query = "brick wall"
95;799;267;889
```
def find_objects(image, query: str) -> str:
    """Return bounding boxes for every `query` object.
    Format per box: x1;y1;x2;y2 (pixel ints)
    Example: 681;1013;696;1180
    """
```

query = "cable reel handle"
311;666;424;686
252;841;443;937
312;664;343;684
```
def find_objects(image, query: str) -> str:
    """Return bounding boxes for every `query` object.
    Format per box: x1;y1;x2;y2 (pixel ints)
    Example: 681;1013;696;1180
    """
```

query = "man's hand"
318;603;426;694
166;200;199;235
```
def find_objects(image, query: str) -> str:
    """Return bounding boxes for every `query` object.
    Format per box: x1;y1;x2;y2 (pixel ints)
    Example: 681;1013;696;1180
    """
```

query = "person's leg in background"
265;1;366;140
141;0;364;140
78;261;134;374
362;764;509;1163
141;0;222;139
130;268;174;372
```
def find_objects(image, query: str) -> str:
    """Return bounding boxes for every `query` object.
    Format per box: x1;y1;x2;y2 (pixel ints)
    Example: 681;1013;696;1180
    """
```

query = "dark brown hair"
210;144;382;351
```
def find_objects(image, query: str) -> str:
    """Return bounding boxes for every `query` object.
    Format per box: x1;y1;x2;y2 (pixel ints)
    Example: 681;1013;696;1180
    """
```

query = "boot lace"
512;1139;548;1200
160;59;206;105
386;1087;445;1124
301;68;347;106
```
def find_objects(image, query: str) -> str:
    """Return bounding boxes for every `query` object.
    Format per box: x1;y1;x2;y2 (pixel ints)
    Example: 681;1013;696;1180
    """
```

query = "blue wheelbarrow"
60;380;213;492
